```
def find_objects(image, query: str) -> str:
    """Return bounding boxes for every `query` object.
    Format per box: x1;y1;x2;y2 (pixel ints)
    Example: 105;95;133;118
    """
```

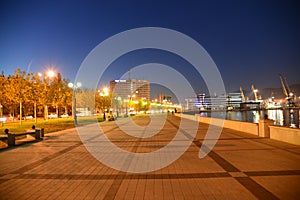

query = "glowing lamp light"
103;87;109;95
46;70;56;78
68;82;82;89
100;87;109;97
68;82;74;88
76;82;82;88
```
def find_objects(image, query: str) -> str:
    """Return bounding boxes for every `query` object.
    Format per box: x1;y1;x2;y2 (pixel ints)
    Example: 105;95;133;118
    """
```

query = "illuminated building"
110;79;150;100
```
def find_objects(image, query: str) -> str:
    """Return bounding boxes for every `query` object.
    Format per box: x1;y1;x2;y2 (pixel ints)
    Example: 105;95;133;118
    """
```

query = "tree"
0;68;74;124
22;73;34;121
76;89;96;116
95;90;111;119
0;71;7;126
40;72;55;120
48;73;63;116
60;78;72;114
138;99;150;112
7;68;28;125
26;73;44;123
4;75;16;121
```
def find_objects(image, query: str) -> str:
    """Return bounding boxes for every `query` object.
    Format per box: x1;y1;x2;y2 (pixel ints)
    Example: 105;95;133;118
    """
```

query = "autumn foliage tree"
0;68;73;123
0;68;116;125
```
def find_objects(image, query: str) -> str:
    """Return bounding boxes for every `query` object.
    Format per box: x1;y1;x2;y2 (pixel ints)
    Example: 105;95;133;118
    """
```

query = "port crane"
251;84;258;102
279;74;295;107
239;86;246;102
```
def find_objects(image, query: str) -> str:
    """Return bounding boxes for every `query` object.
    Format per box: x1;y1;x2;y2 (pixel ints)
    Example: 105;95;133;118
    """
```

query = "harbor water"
185;109;300;128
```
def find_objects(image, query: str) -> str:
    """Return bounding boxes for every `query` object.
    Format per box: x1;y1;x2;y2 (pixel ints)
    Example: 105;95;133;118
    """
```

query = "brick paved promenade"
0;115;299;199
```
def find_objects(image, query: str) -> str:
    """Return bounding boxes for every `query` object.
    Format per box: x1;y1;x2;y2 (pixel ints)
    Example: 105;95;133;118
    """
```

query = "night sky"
1;0;299;95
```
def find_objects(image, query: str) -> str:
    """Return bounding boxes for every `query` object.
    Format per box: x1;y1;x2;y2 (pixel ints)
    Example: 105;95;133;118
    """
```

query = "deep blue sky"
1;0;299;94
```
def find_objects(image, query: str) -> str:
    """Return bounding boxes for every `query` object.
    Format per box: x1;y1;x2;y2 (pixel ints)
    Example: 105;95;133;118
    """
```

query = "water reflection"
268;110;283;126
198;109;300;128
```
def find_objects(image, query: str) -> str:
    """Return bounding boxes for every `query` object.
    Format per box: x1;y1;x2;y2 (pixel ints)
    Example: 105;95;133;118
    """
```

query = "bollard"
41;128;44;138
31;125;40;140
259;119;274;138
7;133;15;146
35;129;41;140
4;129;15;147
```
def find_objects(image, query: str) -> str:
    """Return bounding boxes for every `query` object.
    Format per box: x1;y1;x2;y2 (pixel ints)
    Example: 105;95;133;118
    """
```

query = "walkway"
0;115;299;199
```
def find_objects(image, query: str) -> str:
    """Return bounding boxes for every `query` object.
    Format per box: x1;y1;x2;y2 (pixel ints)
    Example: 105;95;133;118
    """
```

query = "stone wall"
269;126;300;145
176;113;300;145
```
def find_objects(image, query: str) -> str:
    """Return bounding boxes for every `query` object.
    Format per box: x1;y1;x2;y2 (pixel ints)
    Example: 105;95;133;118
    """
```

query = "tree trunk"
12;107;15;122
34;101;37;123
20;101;22;125
45;105;48;121
56;103;59;118
0;103;3;127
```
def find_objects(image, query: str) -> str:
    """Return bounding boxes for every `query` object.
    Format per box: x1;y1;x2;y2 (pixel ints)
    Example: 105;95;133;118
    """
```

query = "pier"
0;115;299;199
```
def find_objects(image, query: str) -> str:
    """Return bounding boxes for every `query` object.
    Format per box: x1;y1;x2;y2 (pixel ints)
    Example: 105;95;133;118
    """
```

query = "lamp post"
39;69;56;121
99;87;109;120
131;90;138;114
32;79;38;124
68;82;82;125
124;98;129;117
115;96;121;118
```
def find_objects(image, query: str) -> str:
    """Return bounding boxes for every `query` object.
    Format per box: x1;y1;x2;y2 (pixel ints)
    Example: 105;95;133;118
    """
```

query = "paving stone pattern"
0;115;299;199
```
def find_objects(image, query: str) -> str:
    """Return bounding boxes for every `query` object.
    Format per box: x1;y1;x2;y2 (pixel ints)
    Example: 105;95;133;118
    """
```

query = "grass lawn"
0;116;104;134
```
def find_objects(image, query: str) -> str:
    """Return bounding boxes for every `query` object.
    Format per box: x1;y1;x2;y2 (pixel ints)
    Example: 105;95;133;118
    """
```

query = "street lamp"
46;70;56;78
99;87;109;120
124;97;129;117
99;87;109;97
38;69;57;121
68;82;82;125
114;96;121;117
32;75;40;124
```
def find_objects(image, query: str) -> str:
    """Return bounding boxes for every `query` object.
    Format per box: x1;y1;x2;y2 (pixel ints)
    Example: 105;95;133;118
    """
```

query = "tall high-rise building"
110;79;150;100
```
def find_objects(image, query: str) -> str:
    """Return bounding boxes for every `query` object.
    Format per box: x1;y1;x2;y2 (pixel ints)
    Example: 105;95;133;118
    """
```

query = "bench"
107;115;117;121
0;134;8;141
4;128;44;147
